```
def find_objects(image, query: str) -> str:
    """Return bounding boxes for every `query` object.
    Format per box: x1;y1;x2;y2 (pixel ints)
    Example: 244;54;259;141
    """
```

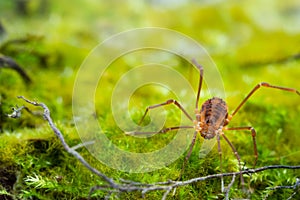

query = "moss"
0;0;300;199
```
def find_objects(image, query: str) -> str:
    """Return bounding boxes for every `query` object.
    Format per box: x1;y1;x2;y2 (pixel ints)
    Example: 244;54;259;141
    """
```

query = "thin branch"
268;178;300;190
287;189;300;200
225;174;236;200
161;187;172;200
0;55;31;84
6;105;43;118
267;178;300;200
7;105;25;118
16;96;300;199
17;96;118;188
70;140;95;151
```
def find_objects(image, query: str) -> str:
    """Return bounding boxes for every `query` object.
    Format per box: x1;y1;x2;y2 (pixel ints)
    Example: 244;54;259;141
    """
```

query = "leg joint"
166;99;175;104
250;127;256;137
259;82;270;87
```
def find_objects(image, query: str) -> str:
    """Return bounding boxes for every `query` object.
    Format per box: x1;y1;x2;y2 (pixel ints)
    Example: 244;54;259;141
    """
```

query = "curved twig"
16;96;300;199
0;55;31;84
225;174;236;200
17;96;118;188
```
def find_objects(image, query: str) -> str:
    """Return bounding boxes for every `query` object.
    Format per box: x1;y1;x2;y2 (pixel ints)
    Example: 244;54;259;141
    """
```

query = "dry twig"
0;55;31;83
16;96;300;199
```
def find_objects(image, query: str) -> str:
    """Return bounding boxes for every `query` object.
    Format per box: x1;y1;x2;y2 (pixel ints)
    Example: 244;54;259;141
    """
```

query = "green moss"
1;0;300;199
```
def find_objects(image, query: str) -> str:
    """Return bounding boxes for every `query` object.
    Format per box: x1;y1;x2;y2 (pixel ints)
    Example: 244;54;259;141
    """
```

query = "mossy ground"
0;1;300;199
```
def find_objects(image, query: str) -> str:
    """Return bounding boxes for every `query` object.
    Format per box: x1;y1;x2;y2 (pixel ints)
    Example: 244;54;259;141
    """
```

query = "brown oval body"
199;97;228;139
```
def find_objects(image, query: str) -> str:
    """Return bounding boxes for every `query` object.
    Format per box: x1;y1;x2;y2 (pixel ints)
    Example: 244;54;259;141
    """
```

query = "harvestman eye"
126;59;300;187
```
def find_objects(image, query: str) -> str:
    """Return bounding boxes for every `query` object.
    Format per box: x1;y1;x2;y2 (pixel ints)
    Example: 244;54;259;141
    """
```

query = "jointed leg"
216;132;224;192
230;82;300;118
125;125;194;135
138;99;193;125
191;59;204;110
178;131;198;180
225;126;258;168
219;131;245;186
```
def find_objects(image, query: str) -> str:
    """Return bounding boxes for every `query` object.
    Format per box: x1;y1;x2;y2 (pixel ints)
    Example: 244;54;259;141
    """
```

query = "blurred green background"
0;0;300;199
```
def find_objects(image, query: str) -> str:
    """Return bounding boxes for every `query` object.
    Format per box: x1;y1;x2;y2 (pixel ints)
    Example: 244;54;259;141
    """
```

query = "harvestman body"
127;60;300;182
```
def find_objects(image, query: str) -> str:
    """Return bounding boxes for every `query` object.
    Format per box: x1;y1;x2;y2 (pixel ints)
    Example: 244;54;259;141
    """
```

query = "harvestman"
126;60;300;183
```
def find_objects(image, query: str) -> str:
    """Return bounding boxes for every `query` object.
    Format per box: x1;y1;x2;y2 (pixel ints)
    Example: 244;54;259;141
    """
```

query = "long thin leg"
230;82;300;118
191;59;204;110
216;131;224;192
125;125;194;135
219;131;245;187
178;131;198;180
138;99;193;125
225;126;258;168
